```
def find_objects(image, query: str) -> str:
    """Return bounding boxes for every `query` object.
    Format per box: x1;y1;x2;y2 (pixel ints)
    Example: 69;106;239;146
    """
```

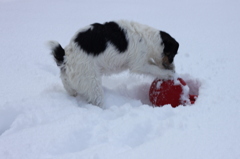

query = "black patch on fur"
74;22;128;56
160;31;179;63
52;44;65;66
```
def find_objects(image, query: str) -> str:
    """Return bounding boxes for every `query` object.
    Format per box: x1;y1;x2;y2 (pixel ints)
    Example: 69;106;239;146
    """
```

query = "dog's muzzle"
162;56;174;70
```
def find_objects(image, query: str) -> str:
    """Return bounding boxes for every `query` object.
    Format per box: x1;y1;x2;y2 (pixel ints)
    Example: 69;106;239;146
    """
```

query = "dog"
48;20;179;107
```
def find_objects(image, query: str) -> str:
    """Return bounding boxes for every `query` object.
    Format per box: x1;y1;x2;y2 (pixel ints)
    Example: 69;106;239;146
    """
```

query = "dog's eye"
165;52;170;56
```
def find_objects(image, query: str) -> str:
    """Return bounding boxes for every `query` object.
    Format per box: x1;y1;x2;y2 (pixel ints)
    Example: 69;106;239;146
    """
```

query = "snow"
1;0;240;159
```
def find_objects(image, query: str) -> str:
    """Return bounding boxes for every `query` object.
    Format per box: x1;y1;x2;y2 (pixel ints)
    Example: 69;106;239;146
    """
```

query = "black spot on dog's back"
74;22;128;56
104;22;128;53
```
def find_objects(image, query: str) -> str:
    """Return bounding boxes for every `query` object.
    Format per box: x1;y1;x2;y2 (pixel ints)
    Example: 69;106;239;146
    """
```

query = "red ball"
149;78;196;107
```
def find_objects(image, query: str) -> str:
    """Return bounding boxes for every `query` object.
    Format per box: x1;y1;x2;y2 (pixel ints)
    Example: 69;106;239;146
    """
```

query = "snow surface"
1;0;240;159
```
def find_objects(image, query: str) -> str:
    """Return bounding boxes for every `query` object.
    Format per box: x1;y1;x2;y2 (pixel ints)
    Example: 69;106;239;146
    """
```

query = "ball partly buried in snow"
149;78;197;107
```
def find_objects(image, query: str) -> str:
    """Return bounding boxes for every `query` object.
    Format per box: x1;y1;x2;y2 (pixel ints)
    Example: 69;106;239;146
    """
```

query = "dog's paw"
158;70;176;80
89;97;104;108
87;91;104;108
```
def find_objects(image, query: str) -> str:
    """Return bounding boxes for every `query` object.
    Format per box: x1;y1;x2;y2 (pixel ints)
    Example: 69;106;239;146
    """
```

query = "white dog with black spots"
48;20;179;107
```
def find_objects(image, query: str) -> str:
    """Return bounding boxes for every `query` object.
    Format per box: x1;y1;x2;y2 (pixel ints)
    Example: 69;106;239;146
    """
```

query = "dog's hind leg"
60;70;78;97
85;77;104;107
67;63;104;107
75;76;104;107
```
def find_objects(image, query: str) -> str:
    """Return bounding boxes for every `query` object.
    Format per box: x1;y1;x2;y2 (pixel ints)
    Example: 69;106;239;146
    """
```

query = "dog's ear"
160;31;179;63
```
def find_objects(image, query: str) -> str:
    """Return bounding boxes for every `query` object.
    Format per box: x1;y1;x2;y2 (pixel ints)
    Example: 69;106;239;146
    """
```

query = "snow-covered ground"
1;0;240;158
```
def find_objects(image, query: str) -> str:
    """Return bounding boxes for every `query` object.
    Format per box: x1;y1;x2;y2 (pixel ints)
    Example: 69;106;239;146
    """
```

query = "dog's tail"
48;41;65;66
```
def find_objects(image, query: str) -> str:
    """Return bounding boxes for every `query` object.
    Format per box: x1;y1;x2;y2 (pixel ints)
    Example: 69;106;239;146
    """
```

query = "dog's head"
160;31;179;70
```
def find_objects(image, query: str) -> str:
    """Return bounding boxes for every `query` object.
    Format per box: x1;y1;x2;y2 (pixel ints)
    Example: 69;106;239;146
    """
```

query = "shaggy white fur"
49;20;177;107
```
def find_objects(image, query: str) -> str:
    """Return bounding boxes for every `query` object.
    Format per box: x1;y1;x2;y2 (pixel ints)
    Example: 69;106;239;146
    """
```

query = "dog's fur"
49;20;179;107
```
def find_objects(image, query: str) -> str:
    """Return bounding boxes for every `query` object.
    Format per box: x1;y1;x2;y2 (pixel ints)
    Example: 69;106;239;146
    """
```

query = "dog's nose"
162;56;173;70
163;62;172;70
163;62;169;69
